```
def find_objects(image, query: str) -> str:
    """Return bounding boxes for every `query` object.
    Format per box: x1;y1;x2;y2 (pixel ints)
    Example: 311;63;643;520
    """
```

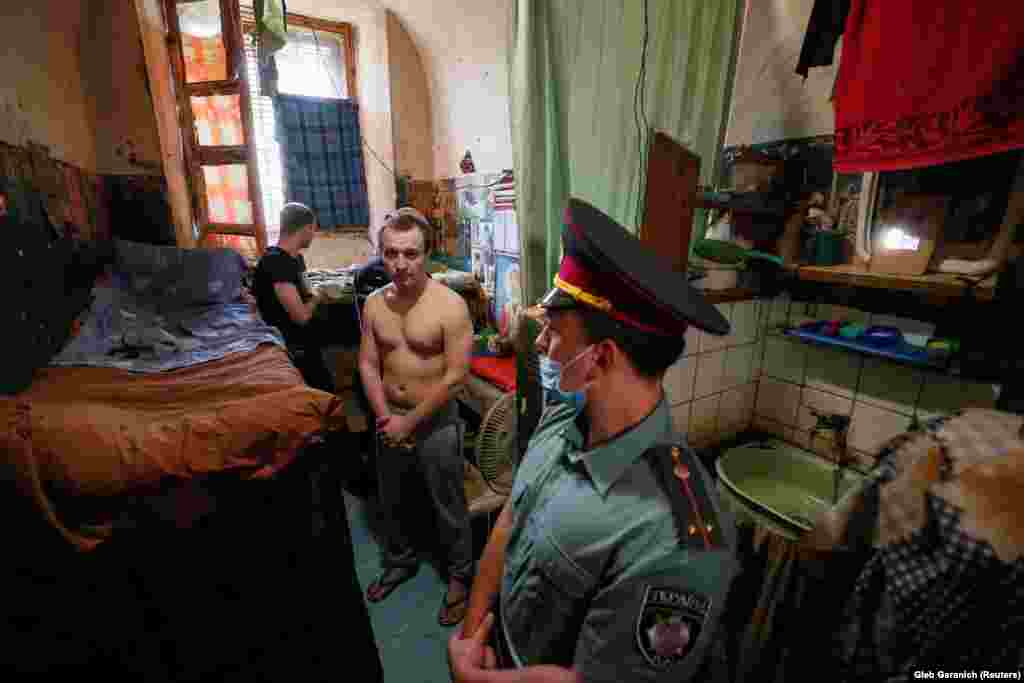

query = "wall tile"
701;304;733;352
664;355;695;406
857;358;923;416
720;382;756;432
753;413;787;439
960;380;998;411
849;402;915;455
789;301;819;328
823;305;871;325
671;401;692;435
804;346;861;398
684;325;701;357
689;394;721;446
851;449;881;471
917;374;963;420
730;301;760;346
723;344;757;390
752;336;766;378
755;377;801;426
916;377;994;419
694;350;727;399
762;336;807;385
786;426;810;449
798;386;854;433
764;295;790;333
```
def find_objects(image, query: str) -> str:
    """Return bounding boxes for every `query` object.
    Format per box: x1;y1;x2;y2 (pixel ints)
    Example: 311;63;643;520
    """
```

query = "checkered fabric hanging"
834;409;1024;677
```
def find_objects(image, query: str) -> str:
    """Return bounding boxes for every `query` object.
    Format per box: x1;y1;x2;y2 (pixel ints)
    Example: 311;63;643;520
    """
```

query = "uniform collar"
564;397;672;497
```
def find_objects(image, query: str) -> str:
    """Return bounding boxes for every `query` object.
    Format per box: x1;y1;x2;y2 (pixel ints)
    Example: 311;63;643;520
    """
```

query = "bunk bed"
0;215;376;678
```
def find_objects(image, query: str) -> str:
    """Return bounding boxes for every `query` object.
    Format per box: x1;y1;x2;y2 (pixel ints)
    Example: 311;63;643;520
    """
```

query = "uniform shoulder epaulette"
645;443;725;549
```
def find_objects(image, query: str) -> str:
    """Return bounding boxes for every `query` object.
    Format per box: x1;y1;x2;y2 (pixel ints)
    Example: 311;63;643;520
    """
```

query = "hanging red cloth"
832;0;1024;173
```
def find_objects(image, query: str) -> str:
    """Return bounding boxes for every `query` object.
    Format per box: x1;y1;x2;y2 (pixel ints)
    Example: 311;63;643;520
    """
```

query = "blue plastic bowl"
860;325;903;347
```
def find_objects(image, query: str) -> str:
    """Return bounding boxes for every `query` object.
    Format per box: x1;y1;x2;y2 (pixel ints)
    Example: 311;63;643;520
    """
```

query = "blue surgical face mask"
539;345;594;409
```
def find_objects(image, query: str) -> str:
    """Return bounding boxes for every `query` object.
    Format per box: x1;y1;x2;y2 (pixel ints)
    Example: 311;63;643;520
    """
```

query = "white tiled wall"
665;294;1000;461
751;295;1000;465
665;301;762;448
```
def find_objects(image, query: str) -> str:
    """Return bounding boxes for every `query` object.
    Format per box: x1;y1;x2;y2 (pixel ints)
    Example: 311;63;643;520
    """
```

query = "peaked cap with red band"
539;198;730;336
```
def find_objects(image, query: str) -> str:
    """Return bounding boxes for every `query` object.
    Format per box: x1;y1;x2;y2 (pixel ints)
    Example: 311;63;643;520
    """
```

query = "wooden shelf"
695;198;785;217
795;264;997;302
697;286;760;304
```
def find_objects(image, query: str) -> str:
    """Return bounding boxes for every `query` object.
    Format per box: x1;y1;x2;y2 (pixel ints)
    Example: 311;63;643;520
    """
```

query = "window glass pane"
275;29;347;99
178;0;227;83
191;95;244;146
202;164;253;224
244;34;284;242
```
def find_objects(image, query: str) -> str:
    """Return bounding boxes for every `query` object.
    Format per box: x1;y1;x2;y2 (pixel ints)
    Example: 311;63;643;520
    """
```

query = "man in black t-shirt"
253;202;334;392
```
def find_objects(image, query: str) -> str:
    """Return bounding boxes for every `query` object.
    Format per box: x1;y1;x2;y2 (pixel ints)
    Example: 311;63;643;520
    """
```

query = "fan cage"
475;392;517;495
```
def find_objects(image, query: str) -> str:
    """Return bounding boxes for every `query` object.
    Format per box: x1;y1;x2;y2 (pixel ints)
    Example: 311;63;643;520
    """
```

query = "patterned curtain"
183;33;256;258
182;35;227;83
192;95;244;146
275;95;369;228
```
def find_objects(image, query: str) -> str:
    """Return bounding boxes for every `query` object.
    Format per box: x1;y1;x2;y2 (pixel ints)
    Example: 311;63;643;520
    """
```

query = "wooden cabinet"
639;130;701;273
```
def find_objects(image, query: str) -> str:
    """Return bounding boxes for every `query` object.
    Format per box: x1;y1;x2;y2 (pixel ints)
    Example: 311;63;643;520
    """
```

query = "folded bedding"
50;284;286;373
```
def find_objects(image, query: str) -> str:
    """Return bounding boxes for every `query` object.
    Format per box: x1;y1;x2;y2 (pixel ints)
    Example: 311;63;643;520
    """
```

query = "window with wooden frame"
239;10;357;243
163;0;266;262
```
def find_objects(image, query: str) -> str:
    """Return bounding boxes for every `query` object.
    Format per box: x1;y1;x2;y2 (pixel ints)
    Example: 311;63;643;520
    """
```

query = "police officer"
448;198;738;683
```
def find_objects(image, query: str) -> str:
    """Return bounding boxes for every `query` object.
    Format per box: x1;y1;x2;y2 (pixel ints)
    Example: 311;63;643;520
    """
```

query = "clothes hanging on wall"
254;0;287;95
795;0;850;79
797;0;1024;173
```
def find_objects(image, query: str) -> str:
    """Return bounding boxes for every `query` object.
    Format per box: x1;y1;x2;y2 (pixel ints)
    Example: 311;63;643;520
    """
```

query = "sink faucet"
808;409;853;504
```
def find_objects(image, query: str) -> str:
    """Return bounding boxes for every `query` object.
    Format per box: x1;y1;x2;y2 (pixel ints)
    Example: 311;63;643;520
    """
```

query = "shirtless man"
358;207;475;627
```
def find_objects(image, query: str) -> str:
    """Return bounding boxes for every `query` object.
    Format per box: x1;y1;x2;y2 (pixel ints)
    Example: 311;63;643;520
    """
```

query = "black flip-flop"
366;566;418;603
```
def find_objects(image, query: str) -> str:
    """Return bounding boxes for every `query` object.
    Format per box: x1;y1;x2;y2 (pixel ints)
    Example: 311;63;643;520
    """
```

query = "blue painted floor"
344;492;457;683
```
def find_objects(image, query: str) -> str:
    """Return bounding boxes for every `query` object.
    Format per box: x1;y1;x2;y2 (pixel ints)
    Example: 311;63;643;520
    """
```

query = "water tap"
808;408;853;504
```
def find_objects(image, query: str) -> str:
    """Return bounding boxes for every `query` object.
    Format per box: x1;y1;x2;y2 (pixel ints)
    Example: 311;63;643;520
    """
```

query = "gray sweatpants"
376;400;473;584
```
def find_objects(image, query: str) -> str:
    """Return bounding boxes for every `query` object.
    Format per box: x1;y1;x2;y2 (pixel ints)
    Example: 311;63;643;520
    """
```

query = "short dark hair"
577;307;686;379
379;207;433;253
280;203;317;237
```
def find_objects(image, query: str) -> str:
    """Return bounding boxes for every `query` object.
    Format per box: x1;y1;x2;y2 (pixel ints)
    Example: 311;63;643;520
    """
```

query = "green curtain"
509;0;742;305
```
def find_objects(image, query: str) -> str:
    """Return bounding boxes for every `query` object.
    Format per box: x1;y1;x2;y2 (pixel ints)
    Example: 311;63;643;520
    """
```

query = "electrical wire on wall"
307;28;399;182
633;0;651;230
309;29;505;194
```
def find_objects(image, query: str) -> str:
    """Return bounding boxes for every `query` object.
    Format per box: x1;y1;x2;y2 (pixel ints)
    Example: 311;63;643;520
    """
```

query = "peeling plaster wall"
285;0;398;226
386;11;433;181
724;0;840;146
0;2;98;170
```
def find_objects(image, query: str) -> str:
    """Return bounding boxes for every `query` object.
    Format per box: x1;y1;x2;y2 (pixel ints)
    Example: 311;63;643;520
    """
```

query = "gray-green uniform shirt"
500;398;738;682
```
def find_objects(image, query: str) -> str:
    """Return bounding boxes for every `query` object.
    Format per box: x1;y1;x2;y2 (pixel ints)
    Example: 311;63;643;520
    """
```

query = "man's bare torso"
369;279;462;409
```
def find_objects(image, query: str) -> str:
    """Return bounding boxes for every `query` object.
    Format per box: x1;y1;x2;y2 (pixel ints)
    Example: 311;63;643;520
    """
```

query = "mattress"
1;344;345;550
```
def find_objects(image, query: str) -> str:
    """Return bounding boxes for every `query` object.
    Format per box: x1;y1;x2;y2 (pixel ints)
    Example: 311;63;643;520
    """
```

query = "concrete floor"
345;490;471;683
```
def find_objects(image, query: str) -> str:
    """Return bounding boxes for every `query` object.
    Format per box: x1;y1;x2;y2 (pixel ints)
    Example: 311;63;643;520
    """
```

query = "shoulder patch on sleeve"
635;585;711;670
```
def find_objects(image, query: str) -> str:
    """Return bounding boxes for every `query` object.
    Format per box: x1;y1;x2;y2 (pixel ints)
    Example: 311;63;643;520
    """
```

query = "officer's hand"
448;612;497;682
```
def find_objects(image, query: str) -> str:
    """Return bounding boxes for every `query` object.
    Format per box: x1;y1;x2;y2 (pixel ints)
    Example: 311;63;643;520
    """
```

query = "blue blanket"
51;285;287;373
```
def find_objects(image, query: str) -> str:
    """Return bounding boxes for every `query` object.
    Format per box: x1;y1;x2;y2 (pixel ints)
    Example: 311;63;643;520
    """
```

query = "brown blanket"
1;344;344;550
